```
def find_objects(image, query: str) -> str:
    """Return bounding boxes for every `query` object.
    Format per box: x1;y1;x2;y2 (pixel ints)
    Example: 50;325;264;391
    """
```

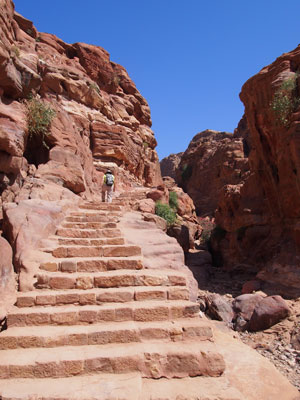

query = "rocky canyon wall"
212;46;300;296
0;0;162;306
0;0;162;212
174;129;249;217
163;47;300;296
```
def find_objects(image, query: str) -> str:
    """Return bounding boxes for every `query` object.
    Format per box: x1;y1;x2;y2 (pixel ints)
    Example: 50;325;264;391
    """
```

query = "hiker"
102;169;115;203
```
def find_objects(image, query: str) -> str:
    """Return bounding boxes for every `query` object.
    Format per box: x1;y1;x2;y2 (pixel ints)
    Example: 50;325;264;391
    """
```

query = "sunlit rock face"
0;0;162;207
160;152;183;179
175;129;249;217
212;47;300;296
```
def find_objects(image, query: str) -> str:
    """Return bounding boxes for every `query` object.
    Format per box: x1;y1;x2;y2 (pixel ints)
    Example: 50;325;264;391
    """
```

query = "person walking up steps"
102;169;115;203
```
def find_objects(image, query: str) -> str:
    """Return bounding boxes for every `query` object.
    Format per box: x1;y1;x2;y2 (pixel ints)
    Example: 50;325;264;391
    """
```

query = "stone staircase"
0;200;228;400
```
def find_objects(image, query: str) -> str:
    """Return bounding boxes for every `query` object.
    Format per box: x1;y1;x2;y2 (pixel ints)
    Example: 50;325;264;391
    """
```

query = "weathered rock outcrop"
175;129;249;217
160;152;183;179
212;46;300;296
0;0;162;210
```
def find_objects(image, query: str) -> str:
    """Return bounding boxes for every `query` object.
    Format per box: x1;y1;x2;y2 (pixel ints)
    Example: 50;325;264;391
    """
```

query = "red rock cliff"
0;0;162;209
213;46;300;296
175;129;249;217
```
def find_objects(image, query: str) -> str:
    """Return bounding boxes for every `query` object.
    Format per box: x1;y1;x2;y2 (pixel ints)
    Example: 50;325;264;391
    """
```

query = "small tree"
25;96;56;148
271;75;300;127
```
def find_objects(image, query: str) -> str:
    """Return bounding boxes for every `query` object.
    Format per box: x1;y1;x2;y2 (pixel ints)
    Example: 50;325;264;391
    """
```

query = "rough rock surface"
2;199;74;291
249;295;291;332
175;129;249;217
160;152;183;179
0;197;299;400
0;237;16;318
185;246;300;392
212;46;300;295
0;0;162;211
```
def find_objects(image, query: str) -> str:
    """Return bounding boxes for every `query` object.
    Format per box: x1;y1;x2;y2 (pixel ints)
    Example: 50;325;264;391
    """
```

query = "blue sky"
13;0;300;160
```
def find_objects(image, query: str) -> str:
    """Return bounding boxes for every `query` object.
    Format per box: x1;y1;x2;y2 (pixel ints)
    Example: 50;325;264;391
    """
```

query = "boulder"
205;293;234;325
249;295;291;332
143;213;167;231
137;198;155;214
2;199;73;291
232;292;265;331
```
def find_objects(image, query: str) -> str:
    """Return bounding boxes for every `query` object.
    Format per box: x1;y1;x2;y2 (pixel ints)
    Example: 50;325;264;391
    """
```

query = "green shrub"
271;75;300;127
155;202;177;226
25;96;56;147
169;191;178;210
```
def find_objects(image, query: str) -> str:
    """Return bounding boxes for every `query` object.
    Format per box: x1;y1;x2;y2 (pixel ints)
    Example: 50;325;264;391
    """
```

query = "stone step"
61;222;118;229
39;256;143;273
55;236;125;246
0;373;142;400
0;318;213;349
52;244;141;258
7;300;200;327
34;269;187;290
15;286;190;308
0;340;225;379
79;204;122;211
56;227;122;238
0;374;244;400
66;215;119;223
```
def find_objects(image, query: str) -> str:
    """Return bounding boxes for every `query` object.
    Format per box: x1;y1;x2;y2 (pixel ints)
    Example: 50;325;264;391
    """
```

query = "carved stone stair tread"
54;237;125;246
51;244;141;258
0;373;143;400
35;269;187;290
79;204;122;211
7;300;200;326
0;374;243;400
66;215;120;222
56;228;122;238
39;256;143;273
0;340;225;379
0;318;214;349
15;285;190;307
60;222;118;229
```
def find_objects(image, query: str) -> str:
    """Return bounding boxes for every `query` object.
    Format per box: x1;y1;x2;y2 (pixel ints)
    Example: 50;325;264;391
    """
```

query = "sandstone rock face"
160;152;183;179
212;46;300;295
0;236;16;318
0;0;161;209
176;129;249;217
2;199;72;291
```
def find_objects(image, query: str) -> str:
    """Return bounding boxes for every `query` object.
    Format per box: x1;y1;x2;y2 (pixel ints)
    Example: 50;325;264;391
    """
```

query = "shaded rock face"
0;0;161;207
176;129;249;217
160;152;183;179
212;46;300;295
